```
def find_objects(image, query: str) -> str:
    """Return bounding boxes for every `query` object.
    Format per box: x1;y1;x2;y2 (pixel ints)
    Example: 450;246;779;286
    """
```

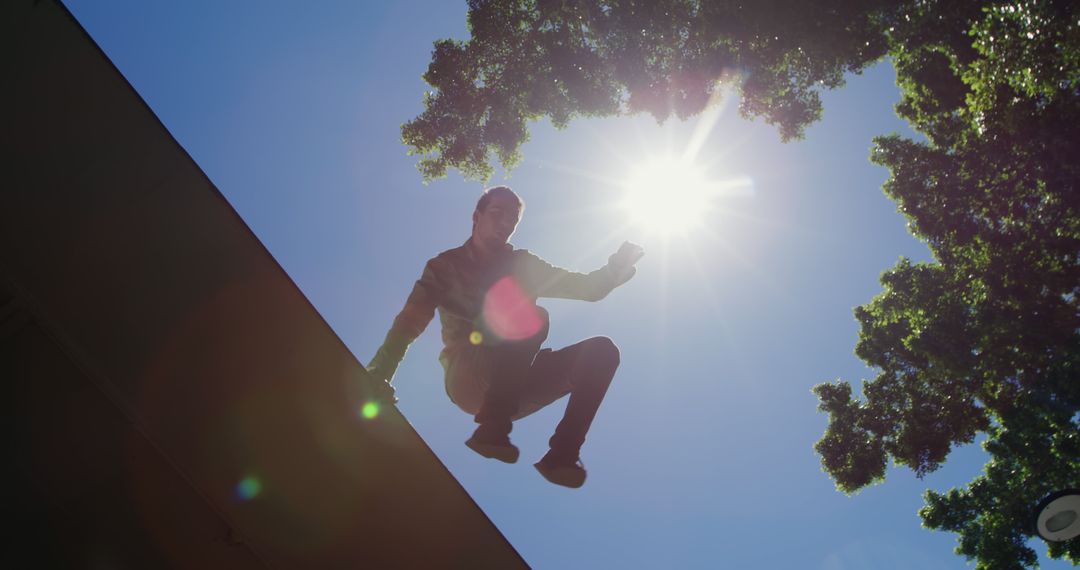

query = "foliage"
403;0;894;181
405;1;1080;567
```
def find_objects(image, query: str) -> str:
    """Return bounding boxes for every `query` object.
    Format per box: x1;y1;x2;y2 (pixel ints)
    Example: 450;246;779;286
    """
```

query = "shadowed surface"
1;2;525;567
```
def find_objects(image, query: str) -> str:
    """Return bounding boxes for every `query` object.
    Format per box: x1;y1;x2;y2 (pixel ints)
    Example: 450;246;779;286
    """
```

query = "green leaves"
817;2;1080;565
812;380;888;493
815;259;989;492
403;0;890;182
919;398;1080;568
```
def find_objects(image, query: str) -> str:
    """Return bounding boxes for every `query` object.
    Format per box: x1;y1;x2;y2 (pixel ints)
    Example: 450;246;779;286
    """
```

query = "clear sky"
66;2;1070;568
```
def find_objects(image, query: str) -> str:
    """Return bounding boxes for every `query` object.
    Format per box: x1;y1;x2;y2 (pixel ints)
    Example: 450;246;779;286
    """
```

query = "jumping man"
367;186;644;487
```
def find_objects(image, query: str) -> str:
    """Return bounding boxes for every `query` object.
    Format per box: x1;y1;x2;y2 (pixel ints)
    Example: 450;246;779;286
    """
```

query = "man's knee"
586;336;620;369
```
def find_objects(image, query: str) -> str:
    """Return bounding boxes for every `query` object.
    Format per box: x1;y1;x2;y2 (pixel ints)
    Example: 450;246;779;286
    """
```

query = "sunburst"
621;156;716;235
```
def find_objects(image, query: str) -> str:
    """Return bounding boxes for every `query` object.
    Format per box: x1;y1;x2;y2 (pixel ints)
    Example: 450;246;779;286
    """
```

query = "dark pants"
443;309;620;457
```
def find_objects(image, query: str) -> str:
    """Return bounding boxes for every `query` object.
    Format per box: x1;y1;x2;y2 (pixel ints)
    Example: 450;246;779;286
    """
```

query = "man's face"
473;194;522;246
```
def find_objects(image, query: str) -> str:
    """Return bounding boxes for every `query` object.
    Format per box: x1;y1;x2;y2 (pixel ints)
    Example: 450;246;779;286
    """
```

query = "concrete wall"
1;2;526;567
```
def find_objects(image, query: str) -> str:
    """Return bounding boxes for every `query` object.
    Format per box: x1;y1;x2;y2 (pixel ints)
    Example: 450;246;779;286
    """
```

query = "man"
367;186;643;488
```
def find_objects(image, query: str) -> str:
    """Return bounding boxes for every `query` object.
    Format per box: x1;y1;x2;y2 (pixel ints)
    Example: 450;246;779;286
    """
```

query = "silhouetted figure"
367;186;643;487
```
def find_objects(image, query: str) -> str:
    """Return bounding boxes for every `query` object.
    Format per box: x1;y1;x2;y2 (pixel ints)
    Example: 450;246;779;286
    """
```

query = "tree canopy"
404;1;1080;567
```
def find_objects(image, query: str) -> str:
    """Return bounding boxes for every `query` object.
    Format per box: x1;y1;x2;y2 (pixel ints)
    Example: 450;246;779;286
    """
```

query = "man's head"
472;186;524;247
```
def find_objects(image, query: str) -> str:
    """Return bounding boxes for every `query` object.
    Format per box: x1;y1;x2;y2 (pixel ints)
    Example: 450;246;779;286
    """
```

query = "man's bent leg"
545;336;619;456
531;336;619;487
467;308;550;461
472;341;537;434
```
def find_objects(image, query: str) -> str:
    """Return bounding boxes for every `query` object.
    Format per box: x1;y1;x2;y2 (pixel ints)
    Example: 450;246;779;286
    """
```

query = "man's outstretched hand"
612;241;645;267
609;241;645;284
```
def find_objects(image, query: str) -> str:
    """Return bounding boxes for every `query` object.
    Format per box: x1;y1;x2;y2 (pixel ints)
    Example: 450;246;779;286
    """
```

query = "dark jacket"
367;238;633;381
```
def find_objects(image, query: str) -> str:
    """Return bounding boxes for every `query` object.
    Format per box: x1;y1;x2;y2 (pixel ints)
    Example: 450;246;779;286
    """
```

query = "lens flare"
482;276;543;341
469;330;483;345
360;401;380;419
236;476;262;501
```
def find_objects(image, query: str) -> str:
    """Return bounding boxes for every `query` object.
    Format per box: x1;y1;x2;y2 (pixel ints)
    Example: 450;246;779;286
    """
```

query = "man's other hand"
374;379;398;403
366;366;399;403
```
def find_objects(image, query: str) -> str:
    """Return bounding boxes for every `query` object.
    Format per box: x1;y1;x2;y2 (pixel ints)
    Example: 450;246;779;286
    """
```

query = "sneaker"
534;451;587;488
465;430;519;464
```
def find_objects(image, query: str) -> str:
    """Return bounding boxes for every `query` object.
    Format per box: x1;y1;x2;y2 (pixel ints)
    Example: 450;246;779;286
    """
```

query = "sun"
621;156;714;235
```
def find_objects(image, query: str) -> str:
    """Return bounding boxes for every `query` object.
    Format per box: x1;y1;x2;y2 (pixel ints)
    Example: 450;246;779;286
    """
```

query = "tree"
404;1;1080;567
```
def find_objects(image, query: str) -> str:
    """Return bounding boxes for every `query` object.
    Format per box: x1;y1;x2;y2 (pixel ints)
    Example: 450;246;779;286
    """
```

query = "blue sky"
67;2;1070;568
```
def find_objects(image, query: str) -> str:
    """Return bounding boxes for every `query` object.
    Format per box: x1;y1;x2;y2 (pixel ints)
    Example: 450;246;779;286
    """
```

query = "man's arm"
524;241;644;301
366;259;444;398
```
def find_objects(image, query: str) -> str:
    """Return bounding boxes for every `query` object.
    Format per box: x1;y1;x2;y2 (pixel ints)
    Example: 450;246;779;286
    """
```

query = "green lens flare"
236;476;262;501
361;401;380;419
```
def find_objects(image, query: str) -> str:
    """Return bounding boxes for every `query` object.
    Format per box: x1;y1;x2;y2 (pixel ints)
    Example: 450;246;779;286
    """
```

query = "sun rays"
518;81;793;323
619;157;761;236
620;156;713;234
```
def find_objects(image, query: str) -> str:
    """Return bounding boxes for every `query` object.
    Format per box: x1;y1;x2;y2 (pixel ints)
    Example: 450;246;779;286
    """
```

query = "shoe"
534;451;587;488
465;431;519;464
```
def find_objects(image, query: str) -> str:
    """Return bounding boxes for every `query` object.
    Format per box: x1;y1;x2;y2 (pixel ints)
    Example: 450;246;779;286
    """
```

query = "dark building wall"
1;2;526;568
3;309;267;568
